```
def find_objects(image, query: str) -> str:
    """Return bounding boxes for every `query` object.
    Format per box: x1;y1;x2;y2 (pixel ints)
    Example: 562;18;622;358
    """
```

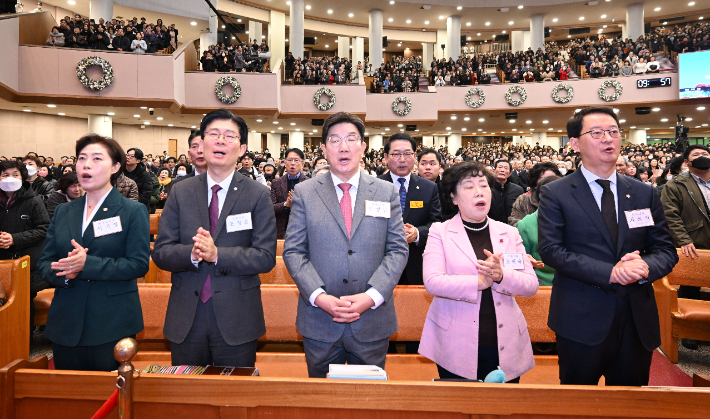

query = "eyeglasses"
389;152;415;160
285;158;302;163
204;131;240;143
326;134;361;147
126;154;135;158
579;128;623;139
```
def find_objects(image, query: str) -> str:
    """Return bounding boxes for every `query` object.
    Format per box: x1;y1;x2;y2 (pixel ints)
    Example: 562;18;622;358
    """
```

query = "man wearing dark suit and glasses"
153;109;277;368
283;112;408;378
538;106;678;386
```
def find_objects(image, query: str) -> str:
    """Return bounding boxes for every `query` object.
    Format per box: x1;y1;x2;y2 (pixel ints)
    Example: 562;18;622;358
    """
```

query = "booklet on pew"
326;364;388;380
141;365;259;376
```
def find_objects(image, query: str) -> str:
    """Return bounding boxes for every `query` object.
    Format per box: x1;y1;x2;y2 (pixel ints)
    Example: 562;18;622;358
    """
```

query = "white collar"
389;172;411;185
207;171;235;191
580;164;617;186
330;171;360;189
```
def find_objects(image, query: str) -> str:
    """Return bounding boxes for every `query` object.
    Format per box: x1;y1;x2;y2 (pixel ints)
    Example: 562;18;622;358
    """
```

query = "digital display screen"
636;78;672;88
679;50;710;99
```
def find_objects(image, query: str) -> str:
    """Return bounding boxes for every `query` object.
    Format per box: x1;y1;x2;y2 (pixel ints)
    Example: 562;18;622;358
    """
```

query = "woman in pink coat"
419;162;539;382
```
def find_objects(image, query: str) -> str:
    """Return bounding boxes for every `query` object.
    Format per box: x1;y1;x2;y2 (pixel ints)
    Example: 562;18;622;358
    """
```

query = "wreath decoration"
313;87;336;111
465;87;486;108
214;76;242;104
392;96;412;116
76;56;114;91
551;83;574;104
598;79;623;102
505;85;527;106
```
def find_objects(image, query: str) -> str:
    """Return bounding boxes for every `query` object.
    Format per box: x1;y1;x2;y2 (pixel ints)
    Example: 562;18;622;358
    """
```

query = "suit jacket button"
343;279;348;284
498;324;503;328
348;250;353;255
496;301;501;306
195;291;199;296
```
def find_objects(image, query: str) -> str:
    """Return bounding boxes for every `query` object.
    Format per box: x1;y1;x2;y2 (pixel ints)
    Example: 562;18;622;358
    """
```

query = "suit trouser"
170;298;258;368
302;324;389;378
53;336;133;372
556;294;653;386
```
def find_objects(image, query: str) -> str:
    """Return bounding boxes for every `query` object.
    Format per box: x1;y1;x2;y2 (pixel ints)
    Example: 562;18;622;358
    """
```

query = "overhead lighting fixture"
140;107;147;109
466;22;471;26
542;120;549;124
464;117;471;121
548;128;553;131
67;0;75;4
697;106;706;110
451;116;457;120
477;33;481;36
325;44;329;48
134;114;140;117
222;25;225;29
22;109;31;112
502;30;507;34
508;21;514;25
485;21;490;26
462;128;467;131
144;121;150;125
190;22;197;26
445;127;451;130
57;113;65;116
630;126;637;129
278;127;283;130
397;124;403;127
467;36;471;40
305;5;311;9
348;13;353;17
661;118;668;122
406;19;411;23
425;21;430;24
479;118;485;122
191;125;196;129
654;7;661;11
390;0;395;3
168;124;174;127
509;119;515;123
256;119;263;122
552;18;558;22
652;107;661;111
686;118;693;121
579;17;585;21
457;6;463;10
526;120;532;124
290;122;296;126
47;104;56;108
237;19;242;22
107;112;115;116
157;117;163;120
568;35;572;38
388;18;393;22
518;5;524;9
619;119;626;123
439;15;445;19
689;1;696;5
328;9;333;14
601;14;607;18
385;128;391;131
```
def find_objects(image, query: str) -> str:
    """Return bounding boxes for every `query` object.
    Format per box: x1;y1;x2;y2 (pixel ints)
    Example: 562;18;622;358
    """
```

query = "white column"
289;130;304;150
248;132;261;152
511;31;525;53
627;129;647;145
447;133;462;151
369;9;383;71
200;0;218;59
422;136;434;147
512;136;524;145
269;11;286;70
435;136;447;147
338;36;350;60
88;114;112;138
267;133;282;156
89;0;113;22
352;37;365;71
446;16;461;60
289;0;304;59
621;23;628;41
530;14;545;52
369;134;384;151
626;3;645;41
255;22;263;43
435;30;447;60
422;43;434;71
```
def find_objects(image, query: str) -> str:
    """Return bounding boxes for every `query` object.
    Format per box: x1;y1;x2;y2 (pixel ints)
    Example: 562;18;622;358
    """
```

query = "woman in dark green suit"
38;134;150;371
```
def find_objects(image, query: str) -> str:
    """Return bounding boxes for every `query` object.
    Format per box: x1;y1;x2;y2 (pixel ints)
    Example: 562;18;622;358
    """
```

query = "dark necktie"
397;178;407;215
199;184;222;303
595;179;618;249
338;183;352;238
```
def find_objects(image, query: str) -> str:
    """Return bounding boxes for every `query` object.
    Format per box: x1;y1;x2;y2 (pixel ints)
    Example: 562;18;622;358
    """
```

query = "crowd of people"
46;14;179;53
200;39;270;73
284;53;354;85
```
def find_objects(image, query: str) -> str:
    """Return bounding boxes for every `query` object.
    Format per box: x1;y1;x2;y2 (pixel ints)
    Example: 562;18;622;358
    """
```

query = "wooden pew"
0;257;30;369
149;213;161;235
654;249;710;363
276;239;284;257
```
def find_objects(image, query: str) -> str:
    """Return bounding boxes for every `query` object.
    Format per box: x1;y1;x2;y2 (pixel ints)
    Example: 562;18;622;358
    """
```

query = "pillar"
422;43;434;71
621;23;628;41
289;0;304;59
248;132;261;152
289;130;304;150
267;133;282;157
435;30;447;60
369;9;383;71
530;14;545;52
447;133;462;151
422;136;434;147
88;114;112;138
435;136;447;148
89;0;113;23
369;134;384;151
511;31;525;54
627;129;647;145
626;3;644;41
512;136;525;145
446;16;461;61
269;11;286;70
352;37;365;72
338;36;350;60
248;21;263;44
199;0;218;59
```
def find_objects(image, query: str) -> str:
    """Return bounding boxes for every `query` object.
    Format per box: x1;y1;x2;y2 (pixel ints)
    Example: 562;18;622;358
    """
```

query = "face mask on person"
682;168;690;173
0;177;22;192
26;165;37;177
38;169;48;178
667;174;674;180
176;169;187;177
691;156;710;171
558;168;567;176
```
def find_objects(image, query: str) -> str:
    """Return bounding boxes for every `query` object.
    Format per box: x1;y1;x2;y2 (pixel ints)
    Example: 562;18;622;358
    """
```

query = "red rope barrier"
91;389;118;419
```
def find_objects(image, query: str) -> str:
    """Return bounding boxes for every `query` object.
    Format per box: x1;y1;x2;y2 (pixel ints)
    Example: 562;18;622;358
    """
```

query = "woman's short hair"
441;161;494;207
75;134;125;185
528;162;562;190
56;172;79;193
0;160;28;181
158;167;171;177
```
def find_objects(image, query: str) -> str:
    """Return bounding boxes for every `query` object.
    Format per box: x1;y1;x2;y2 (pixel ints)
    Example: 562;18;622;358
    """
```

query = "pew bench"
0;257;30;369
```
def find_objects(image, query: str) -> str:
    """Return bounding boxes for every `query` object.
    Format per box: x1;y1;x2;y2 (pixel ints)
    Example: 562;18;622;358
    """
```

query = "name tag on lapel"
625;208;654;228
503;253;525;270
365;201;391;218
410;201;424;208
226;213;252;232
93;216;122;237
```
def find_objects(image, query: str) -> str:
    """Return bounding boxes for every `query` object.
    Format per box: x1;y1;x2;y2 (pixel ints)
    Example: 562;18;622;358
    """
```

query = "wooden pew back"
0;257;30;369
666;249;710;287
149;213;161;236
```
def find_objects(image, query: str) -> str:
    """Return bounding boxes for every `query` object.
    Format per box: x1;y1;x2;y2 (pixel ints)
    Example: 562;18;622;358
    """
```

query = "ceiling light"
406;19;411;23
630;126;636;129
295;129;300;131
619;119;626;123
579;17;585;21
703;124;709;127
568;35;572;38
22;109;30;112
603;25;608;28
601;14;607;18
439;15;445;19
479;118;485;122
388;18;393;22
57;113;65;116
134;114;140;117
686;118;693;121
328;9;333;14
144;121;150;125
314;36;317;39
325;44;329;48
67;0;75;4
190;22;197;26
698;106;706;110
553;18;558;22
663;22;668;25
464;117;470;121
451;116;457;120
518;5;524;9
466;22;471;26
222;25;225;29
286;39;289;42
47;104;56;108
397;124;403;127
290;122;296;125
446;127;451;131
652;107;661;111
385;128;390;131
461;128;467;131
509;119;516;123
191;125;196;129
348;13;353;17
305;5;311;9
425;21;430;24
457;6;463;10
700;17;704;20
273;121;279;124
237;19;242;22
512;129;517;131
661;118;668;122
485;21;491;26
542;120;549;124
654;7;661;11
503;31;507;34
477;33;481;36
548;128;553;131
467;37;471;40
689;1;696;5
526;120;532;124
140;107;147;110
168;124;173;127
508;21;514;25
390;0;395;3
157;117;163;120
278;127;283;130
107;112;115;116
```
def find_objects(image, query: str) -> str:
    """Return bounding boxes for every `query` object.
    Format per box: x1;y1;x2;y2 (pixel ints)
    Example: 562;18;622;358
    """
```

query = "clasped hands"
315;292;375;323
191;227;218;263
50;239;88;279
0;231;14;249
610;250;649;285
404;223;418;244
476;249;504;291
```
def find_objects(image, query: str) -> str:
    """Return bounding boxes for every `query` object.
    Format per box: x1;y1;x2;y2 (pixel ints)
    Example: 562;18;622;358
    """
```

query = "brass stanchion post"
114;338;138;419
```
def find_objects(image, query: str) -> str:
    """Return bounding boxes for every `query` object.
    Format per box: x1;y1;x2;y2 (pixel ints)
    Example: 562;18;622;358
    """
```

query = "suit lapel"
447;215;478;265
350;173;376;238
489;220;509;255
213;171;245;239
315;174;349;238
82;188;124;249
68;196;85;244
195;173;211;232
570;169;616;251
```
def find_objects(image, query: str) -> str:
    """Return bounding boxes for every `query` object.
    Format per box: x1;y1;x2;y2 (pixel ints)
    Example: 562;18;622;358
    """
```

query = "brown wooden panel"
667;249;710;287
18;12;57;46
0;257;30;369
247;406;468;419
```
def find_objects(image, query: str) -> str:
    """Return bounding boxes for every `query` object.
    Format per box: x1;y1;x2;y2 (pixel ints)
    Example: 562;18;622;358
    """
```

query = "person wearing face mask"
661;144;710;351
23;155;56;204
556;161;568;177
0;160;51;332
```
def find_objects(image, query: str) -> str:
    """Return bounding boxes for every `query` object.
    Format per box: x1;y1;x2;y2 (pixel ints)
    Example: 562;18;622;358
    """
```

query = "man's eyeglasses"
579;128;623;139
285;158;302;163
326;134;361;147
389;152;415;160
204;131;240;143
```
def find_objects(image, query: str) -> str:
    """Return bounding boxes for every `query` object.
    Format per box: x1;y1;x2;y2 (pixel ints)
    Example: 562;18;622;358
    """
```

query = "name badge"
93;216;122;237
226;213;252;232
410;201;424;208
625;208;654;229
503;253;525;270
365;201;391;218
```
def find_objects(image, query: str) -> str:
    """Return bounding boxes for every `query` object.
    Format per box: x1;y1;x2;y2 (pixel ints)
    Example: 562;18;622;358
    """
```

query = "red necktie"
200;184;222;303
338;183;352;238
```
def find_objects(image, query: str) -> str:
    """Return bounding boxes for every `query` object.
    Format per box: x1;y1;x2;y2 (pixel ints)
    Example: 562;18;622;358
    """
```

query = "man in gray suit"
283;112;408;378
153;109;277;367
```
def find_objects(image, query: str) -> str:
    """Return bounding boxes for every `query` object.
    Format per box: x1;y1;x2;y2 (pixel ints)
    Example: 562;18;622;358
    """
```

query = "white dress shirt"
191;172;234;266
388;172;420;244
309;171;385;310
580;165;619;221
82;188;113;235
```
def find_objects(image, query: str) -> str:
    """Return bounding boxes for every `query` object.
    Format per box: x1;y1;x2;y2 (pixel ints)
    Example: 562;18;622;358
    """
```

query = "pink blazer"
419;215;539;380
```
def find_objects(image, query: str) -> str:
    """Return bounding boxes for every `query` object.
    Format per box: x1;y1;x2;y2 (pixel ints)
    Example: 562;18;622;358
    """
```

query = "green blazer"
516;210;556;286
38;188;150;347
